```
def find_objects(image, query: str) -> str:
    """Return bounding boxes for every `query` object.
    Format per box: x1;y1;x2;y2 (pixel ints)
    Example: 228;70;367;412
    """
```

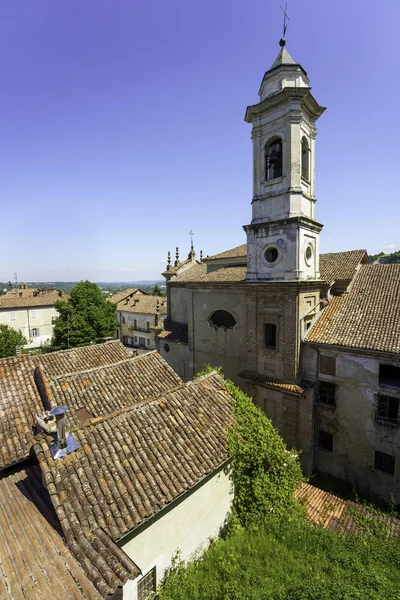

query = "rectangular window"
376;395;399;426
317;381;336;407
319;355;336;376
30;328;40;337
318;430;333;453
379;364;400;388
134;319;137;329
147;321;150;332
137;567;156;600
31;309;37;319
122;316;125;324
10;312;16;321
264;323;277;349
146;338;150;346
374;450;395;476
134;336;138;343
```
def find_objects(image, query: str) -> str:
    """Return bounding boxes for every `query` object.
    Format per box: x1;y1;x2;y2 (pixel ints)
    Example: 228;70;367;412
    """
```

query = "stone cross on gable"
280;3;290;38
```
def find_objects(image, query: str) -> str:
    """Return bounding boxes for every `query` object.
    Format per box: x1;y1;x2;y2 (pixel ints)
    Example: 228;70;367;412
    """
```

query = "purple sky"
1;0;398;281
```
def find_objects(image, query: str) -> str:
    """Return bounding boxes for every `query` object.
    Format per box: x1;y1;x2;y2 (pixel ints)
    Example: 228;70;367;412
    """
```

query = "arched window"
301;137;310;181
209;310;236;330
265;138;283;181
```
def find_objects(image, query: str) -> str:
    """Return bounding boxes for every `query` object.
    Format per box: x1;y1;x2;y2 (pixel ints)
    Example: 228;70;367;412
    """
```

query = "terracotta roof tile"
108;288;143;304
174;264;247;283
238;370;304;394
205;244;247;261
296;483;400;536
45;352;182;423
305;264;400;353
0;289;67;309
34;372;233;597
116;295;167;315
319;249;368;283
0;354;43;470
33;340;131;378
0;464;101;600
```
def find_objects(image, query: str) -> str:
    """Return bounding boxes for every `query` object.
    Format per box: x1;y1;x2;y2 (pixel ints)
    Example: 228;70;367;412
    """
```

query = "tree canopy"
52;281;117;350
0;324;27;358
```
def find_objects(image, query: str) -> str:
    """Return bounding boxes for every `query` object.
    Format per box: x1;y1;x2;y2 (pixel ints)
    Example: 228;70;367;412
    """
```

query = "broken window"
318;430;333;453
374;450;395;476
376;395;399;426
317;381;336;407
265;138;283;181
379;364;400;388
209;310;236;330
264;323;277;349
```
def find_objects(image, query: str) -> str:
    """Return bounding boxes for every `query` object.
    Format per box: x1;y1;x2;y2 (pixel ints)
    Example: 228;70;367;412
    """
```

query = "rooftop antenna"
280;2;290;46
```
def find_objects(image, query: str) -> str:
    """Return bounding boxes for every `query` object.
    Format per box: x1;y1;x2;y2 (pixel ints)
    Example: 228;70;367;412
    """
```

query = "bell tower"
243;39;326;281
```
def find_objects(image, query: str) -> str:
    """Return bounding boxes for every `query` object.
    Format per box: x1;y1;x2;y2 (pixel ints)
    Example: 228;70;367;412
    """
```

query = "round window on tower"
264;246;279;264
305;244;313;267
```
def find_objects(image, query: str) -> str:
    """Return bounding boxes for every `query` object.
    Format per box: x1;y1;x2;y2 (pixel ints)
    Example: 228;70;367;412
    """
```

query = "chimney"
48;405;78;459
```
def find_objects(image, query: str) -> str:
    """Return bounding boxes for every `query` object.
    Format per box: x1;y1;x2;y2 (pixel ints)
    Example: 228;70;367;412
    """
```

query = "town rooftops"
0;464;101;600
32;339;131;378
108;287;149;305
319;249;368;285
305;264;400;354
39;352;182;424
116;294;167;315
34;371;233;597
0;287;66;309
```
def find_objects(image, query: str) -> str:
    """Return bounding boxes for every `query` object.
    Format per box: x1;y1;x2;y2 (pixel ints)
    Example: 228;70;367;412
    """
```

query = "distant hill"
368;250;400;264
0;280;165;296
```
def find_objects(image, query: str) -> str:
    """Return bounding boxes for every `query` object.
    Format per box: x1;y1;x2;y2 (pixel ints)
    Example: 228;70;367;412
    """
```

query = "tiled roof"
0;289;67;309
296;483;400;536
44;352;182;423
305;264;400;354
205;244;247;261
108;288;141;304
0;354;43;470
174;264;247;283
238;370;304;394
116;294;167;315
34;371;233;597
33;340;131;378
0;464;101;600
319;249;368;283
158;319;189;342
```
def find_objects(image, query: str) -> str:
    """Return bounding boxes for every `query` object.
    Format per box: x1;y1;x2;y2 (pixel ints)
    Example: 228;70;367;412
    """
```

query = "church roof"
270;46;297;69
205;244;247;261
306;264;400;354
319;250;368;283
173;263;247;283
33;371;233;597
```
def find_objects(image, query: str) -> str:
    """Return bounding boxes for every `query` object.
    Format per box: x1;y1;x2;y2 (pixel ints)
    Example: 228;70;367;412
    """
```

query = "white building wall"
121;466;232;600
0;305;58;349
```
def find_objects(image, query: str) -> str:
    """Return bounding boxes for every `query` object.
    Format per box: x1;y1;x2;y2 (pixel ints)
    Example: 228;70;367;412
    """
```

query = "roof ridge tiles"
51;350;159;380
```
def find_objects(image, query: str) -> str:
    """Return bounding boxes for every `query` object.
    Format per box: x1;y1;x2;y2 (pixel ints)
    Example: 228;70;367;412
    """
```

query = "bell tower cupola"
243;38;326;281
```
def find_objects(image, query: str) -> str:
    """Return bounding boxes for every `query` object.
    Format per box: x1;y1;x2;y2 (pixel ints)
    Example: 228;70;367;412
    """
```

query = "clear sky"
1;0;399;282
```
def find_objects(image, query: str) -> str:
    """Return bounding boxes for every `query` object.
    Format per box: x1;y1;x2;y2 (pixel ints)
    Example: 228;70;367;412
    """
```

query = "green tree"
0;324;27;358
152;284;166;296
52;280;117;350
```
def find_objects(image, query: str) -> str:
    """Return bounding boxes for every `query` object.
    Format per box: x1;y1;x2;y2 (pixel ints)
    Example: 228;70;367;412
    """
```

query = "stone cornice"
245;88;325;123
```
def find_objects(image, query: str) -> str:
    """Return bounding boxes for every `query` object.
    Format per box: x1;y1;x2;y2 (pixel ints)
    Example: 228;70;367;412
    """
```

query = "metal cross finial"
188;229;194;250
280;3;290;39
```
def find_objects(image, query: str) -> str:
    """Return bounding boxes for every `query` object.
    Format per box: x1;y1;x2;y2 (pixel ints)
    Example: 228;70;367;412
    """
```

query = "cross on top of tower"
188;229;194;250
280;3;290;46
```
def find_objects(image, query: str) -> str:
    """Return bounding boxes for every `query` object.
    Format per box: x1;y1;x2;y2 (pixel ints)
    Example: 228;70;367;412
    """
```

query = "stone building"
110;288;167;349
157;41;400;502
0;283;66;349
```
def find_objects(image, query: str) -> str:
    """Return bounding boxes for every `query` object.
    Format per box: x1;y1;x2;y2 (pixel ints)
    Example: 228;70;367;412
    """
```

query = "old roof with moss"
0;288;67;309
305;264;400;354
34;371;233;597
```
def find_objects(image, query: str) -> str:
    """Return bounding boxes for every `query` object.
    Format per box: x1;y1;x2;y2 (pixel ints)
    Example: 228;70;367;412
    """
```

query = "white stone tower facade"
243;43;326;281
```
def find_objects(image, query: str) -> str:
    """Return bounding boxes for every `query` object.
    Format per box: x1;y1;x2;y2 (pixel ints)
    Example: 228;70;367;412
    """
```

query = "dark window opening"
164;343;170;352
317;381;336;407
209;310;236;330
122;316;125;324
374;450;395;476
301;137;310;180
137;567;156;600
264;323;277;349
376;395;399;426
318;430;333;453
265;139;283;181
265;247;279;263
379;364;400;388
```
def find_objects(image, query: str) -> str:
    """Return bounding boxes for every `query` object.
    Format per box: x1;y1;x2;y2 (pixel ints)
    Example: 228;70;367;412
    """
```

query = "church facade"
156;43;400;503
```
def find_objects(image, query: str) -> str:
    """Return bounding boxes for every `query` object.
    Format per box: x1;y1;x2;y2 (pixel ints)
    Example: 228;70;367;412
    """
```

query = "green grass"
158;516;400;600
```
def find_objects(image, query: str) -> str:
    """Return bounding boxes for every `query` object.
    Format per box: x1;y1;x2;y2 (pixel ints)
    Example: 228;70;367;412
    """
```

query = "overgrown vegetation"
158;370;400;600
52;281;117;350
0;324;27;357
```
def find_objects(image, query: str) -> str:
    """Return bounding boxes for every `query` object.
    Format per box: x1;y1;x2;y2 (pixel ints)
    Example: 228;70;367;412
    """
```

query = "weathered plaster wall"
0;305;57;348
302;345;400;502
121;466;233;600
